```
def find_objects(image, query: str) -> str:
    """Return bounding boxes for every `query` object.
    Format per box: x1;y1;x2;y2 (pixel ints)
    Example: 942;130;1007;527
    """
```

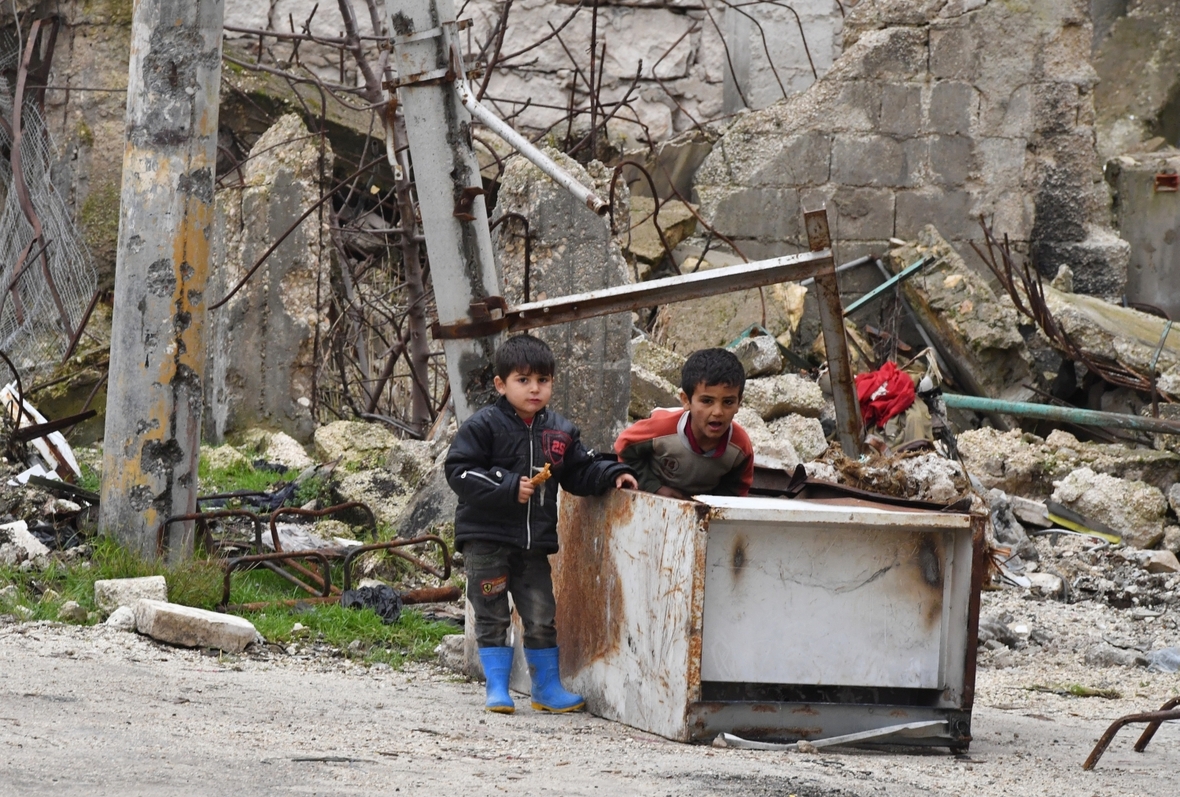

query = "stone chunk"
767;414;828;461
265;431;314;470
625;197;698;270
1084;643;1146;668
1140;550;1180;574
58;601;87;623
1050;467;1167;548
736;408;801;471
134;599;257;653
630;365;680;419
105;606;136;631
653;281;806;355
1027;572;1064;597
94;576;167;614
314;420;399;470
631;336;685;385
0;520;50;561
742;374;826;420
728;335;782;377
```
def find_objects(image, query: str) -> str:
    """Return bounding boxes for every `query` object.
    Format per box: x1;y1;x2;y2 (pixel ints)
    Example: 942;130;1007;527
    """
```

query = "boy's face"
680;381;742;450
494;369;553;421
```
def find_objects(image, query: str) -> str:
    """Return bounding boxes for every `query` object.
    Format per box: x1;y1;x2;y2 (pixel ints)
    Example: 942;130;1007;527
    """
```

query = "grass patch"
0;536;457;668
198;453;290;495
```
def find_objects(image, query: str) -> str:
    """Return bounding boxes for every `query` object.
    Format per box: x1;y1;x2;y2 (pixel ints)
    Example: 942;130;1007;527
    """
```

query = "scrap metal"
942;394;1180;435
1083;696;1180;770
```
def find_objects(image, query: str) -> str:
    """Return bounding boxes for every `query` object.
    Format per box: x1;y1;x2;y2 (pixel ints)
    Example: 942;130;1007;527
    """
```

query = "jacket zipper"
526;417;534;549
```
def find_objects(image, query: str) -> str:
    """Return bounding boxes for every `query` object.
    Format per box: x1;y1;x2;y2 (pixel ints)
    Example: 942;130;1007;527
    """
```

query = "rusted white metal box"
553;490;984;748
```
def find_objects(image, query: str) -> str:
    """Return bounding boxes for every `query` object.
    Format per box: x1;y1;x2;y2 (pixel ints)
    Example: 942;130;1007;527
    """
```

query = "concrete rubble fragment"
133;599;258;653
0;521;51;566
105;606;136;631
624;197;698;274
728;334;783;377
652;280;806;355
742;374;826;420
57;601;87;623
1050;467;1168;549
767;415;828;463
736;408;801;471
94;576;168;615
629;365;680;420
898;453;964;504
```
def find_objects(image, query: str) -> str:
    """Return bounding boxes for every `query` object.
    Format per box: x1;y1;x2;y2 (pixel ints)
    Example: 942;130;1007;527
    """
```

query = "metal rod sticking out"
455;78;609;216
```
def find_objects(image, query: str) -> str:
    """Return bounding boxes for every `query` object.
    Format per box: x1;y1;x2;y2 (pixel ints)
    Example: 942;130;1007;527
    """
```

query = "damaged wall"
206;114;331;444
492;149;632;452
693;0;1130;297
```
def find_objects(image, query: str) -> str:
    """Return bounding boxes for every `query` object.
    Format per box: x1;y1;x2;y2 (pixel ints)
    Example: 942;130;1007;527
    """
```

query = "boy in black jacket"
445;335;637;714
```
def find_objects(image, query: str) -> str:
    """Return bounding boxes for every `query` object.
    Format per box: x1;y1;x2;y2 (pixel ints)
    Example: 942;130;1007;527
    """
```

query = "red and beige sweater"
613;408;754;497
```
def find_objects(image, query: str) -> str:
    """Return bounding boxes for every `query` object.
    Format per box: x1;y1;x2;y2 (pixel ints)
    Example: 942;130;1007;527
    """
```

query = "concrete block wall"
694;0;1130;297
223;1;849;145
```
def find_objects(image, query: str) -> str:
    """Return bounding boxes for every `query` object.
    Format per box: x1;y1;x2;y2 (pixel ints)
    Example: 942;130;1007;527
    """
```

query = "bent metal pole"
455;78;609;216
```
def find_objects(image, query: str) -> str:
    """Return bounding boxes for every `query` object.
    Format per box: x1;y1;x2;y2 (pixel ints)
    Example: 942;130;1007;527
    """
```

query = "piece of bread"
529;462;552;486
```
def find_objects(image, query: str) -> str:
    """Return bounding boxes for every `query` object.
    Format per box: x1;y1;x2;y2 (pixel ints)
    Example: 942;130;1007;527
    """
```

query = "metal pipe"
456;78;609;216
843;255;935;316
942;394;1180;435
798;254;875;287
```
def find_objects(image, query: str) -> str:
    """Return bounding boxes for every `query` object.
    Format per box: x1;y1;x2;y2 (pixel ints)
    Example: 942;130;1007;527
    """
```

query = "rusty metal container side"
555;491;982;749
554;490;710;742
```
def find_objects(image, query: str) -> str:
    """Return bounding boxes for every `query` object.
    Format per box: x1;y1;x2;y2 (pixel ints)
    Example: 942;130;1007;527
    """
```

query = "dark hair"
495;334;555;380
681;348;745;398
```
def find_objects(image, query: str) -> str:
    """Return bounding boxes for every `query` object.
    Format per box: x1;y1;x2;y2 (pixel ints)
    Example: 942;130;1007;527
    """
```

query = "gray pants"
464;541;557;649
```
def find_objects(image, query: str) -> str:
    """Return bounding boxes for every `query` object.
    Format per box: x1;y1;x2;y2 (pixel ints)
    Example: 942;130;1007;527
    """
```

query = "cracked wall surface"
694;0;1130;298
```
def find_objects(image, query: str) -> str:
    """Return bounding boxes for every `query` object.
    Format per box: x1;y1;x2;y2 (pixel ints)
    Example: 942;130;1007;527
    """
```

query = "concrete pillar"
99;0;224;561
388;0;502;422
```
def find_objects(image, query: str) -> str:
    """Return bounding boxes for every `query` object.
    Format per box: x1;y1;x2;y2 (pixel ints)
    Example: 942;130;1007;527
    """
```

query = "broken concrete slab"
652;280;807;356
1050;467;1167;548
629;365;680;420
729;334;783;378
335;469;413;527
959;427;1180;499
742;373;826;420
0;521;50;564
624;196;698;274
898;453;965;504
736;408;801;471
391;465;458;539
631;336;685;386
94;576;168;614
1141;550;1180;575
888;227;1037;403
134;599;257;653
264;431;314;470
767;414;828;462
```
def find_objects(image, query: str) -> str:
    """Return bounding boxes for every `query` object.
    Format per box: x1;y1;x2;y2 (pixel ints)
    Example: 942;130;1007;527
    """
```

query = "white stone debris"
1050;467;1168;549
105;606;136;631
94;576;168;615
133;599;257;653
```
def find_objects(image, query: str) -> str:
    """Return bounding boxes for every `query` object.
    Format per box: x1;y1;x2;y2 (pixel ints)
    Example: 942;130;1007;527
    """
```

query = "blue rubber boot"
524;647;585;713
478;646;516;714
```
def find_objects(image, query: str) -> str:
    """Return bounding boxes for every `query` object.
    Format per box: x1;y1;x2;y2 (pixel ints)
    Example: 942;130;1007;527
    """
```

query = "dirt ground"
2;587;1179;797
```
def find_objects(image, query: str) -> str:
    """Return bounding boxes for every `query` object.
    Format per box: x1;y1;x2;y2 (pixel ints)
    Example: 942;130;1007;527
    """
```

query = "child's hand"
615;473;638;490
517;475;536;503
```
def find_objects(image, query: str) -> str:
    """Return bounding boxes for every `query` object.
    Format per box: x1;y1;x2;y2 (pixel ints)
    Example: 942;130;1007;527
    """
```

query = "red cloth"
854;361;916;430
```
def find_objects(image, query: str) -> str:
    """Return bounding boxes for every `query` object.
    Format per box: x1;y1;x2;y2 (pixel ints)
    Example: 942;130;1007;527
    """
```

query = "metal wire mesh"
0;63;98;378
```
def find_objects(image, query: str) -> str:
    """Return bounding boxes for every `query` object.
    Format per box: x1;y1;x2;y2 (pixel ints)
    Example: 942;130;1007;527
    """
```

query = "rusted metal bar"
10;410;96;443
805;208;862;455
431;249;834;339
225;584;461;613
268;502;378;550
62;289;102;362
1082;700;1180;770
220;549;334;610
339;535;452;589
157;509;266;559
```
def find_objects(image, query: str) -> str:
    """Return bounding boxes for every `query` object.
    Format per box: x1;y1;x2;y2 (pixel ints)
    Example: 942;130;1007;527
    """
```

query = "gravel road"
3;600;1179;797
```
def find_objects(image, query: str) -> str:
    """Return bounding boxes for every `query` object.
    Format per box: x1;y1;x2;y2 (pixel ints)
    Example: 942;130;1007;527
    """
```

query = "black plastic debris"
340;584;402;625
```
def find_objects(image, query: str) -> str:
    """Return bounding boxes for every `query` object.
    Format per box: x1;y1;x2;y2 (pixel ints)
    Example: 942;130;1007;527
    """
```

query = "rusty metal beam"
431;249;835;339
805;208;862;455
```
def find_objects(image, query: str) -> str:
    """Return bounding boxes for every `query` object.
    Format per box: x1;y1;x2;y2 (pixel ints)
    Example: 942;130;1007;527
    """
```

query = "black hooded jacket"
445;397;633;553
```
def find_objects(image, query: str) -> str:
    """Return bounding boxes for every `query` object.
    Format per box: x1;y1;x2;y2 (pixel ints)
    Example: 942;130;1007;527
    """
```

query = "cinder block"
134;599;257;653
710;187;802;241
831;186;896;240
929;135;975;185
928;82;975;135
857;28;929;79
751;131;832;187
831;135;911;188
94;576;168;614
929;26;978;80
896;188;975;241
878;84;923;137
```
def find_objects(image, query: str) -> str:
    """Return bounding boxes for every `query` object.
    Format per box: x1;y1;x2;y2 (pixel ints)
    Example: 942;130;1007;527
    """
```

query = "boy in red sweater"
614;348;754;498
